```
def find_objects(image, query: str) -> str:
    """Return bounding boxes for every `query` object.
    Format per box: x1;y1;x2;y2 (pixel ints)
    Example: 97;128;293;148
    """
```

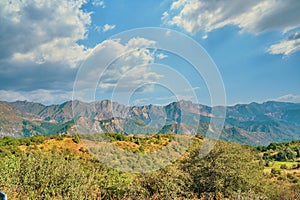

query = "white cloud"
131;98;151;106
102;24;116;32
0;0;95;103
12;38;91;68
92;0;105;8
73;37;163;102
0;89;72;105
156;53;168;59
274;94;300;103
0;0;91;67
163;0;300;35
96;38;161;92
170;0;186;10
161;11;169;21
126;37;156;48
267;31;300;55
95;24;116;33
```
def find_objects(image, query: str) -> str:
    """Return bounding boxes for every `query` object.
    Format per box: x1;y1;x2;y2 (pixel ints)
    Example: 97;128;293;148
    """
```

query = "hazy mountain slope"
8;100;46;116
226;101;300;124
0;102;24;137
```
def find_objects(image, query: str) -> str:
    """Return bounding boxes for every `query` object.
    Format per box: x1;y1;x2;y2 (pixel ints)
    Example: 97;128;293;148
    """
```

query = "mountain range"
1;100;300;146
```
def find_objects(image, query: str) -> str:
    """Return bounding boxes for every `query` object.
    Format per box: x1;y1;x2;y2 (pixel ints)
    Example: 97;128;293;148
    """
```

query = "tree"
182;140;273;198
284;147;296;161
294;147;300;158
257;145;267;152
275;151;287;161
131;165;193;199
267;143;278;150
263;152;271;160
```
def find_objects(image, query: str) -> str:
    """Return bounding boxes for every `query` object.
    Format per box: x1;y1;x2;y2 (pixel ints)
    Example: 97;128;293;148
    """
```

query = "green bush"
72;135;80;144
280;164;287;169
271;168;281;175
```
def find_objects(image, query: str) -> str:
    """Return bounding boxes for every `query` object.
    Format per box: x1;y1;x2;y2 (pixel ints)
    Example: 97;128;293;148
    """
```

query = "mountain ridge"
1;99;300;146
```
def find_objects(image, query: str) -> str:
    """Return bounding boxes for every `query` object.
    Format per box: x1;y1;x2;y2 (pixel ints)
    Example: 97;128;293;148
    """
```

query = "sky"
0;0;300;106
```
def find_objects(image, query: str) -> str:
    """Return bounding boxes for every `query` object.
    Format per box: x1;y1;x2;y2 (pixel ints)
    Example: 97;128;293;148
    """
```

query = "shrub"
72;135;80;144
280;164;287;169
182;141;273;198
271;168;281;175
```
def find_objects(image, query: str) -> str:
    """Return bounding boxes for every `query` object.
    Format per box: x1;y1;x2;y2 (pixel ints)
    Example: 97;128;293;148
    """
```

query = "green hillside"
1;133;299;199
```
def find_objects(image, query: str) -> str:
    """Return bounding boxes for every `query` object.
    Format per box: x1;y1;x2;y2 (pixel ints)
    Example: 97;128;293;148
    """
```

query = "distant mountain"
2;100;300;145
0;102;24;137
225;101;300;125
8;100;46;116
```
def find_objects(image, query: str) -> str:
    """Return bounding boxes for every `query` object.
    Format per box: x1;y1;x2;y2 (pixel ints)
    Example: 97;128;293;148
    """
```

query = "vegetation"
21;120;75;137
72;134;80;144
0;134;299;199
257;140;300;198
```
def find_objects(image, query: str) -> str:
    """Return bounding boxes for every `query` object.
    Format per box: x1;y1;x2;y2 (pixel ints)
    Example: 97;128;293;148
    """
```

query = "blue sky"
0;0;299;106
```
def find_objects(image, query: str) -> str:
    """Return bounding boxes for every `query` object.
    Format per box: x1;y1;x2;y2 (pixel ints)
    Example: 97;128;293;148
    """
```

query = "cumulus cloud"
73;37;163;102
126;37;156;48
163;0;300;35
0;0;91;67
267;31;300;55
274;94;300;103
96;38;162;92
0;0;94;104
102;24;116;32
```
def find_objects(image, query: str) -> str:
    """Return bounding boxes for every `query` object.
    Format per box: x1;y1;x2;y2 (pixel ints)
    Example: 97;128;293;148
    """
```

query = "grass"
265;161;299;170
264;161;300;181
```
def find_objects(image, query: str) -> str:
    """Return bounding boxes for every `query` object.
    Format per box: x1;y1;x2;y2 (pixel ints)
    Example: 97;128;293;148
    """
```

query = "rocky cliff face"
2;99;300;145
